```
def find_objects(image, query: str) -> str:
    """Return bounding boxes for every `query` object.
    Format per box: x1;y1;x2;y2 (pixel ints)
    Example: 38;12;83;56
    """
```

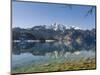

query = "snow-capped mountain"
49;22;66;31
49;23;82;31
31;23;82;31
69;25;82;30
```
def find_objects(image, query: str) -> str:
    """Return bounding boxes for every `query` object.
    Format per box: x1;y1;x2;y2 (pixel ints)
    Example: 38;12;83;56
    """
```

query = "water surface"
12;41;95;69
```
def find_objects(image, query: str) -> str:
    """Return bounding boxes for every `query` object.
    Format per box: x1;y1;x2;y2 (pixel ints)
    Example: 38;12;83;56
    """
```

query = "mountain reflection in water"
12;40;95;56
12;40;95;69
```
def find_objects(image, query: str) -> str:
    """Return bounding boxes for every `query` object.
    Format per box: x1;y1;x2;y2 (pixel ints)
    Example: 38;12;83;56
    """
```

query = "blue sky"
12;1;96;29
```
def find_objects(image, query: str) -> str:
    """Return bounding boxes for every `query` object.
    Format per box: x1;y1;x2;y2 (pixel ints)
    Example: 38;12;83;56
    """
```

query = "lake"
12;41;96;73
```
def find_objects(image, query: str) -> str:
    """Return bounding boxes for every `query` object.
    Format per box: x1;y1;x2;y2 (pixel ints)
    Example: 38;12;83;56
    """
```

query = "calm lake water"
12;41;95;69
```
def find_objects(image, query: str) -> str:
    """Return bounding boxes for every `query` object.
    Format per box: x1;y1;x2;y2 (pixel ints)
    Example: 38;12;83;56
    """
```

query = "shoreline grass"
12;57;96;74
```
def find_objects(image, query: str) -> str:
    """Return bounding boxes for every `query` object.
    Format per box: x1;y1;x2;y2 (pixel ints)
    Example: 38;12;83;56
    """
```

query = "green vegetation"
12;57;96;74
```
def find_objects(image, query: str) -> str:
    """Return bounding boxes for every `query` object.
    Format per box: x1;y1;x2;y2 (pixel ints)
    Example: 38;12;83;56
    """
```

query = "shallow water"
12;41;95;69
